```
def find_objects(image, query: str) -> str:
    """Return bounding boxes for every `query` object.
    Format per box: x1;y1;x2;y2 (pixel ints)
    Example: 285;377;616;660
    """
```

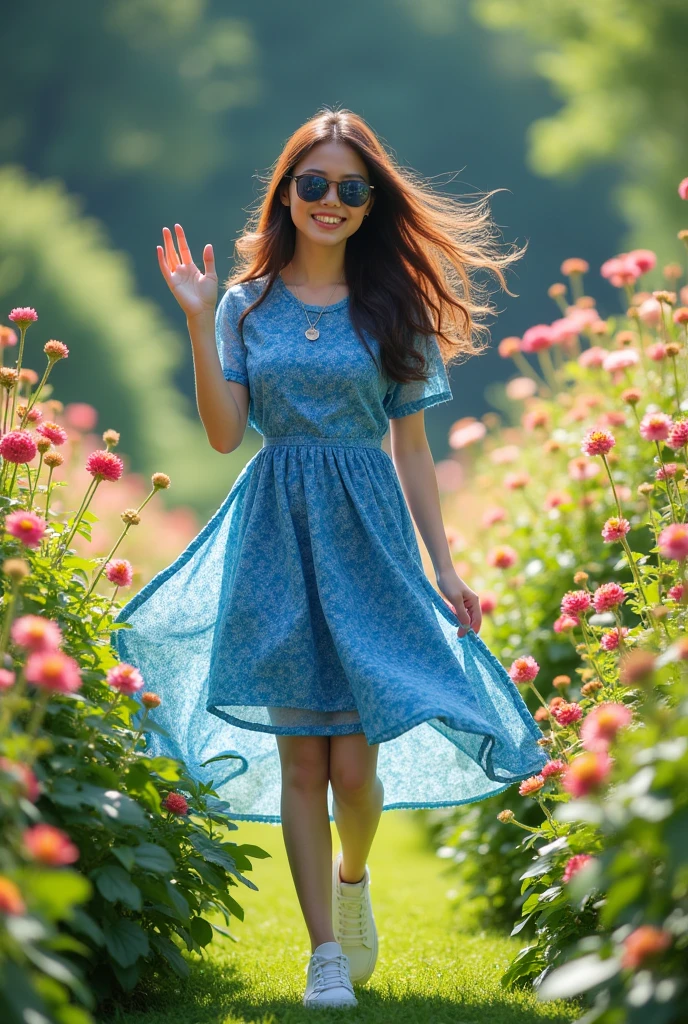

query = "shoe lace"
312;952;353;994
338;889;368;944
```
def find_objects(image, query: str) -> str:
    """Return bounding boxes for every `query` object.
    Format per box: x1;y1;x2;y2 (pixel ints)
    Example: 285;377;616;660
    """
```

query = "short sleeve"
215;286;249;387
383;333;453;419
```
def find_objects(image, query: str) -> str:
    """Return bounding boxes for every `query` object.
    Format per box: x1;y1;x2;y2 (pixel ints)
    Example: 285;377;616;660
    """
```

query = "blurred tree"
471;0;688;266
0;165;258;515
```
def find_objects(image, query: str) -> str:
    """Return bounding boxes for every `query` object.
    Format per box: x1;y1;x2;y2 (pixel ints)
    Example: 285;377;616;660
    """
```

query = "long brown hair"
224;104;526;385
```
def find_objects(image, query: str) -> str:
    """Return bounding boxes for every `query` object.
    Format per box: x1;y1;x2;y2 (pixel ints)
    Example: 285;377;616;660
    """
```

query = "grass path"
112;810;577;1024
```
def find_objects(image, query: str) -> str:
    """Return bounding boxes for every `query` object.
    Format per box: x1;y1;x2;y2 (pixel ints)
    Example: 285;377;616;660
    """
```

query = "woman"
112;105;548;1009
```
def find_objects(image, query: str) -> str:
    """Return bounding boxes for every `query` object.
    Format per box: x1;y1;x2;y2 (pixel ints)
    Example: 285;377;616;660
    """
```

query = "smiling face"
280;141;374;246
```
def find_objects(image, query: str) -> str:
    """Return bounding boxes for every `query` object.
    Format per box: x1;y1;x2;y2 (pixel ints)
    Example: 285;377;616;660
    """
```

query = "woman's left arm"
389;411;482;638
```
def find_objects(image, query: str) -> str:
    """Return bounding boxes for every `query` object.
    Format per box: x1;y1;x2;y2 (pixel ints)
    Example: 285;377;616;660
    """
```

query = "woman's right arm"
157;223;248;454
186;307;249;454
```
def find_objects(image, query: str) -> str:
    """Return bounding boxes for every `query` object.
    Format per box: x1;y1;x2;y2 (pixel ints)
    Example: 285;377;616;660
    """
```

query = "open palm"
157;223;218;318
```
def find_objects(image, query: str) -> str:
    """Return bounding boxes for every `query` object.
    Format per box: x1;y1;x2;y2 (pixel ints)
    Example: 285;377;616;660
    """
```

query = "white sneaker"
303;940;358;1008
332;852;378;985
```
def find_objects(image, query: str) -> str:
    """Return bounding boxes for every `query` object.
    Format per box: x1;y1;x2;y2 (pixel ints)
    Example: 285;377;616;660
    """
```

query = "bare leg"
275;734;334;952
329;733;384;883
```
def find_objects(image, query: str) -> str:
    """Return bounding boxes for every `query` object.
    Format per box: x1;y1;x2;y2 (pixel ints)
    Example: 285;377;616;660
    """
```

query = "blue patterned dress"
111;274;547;822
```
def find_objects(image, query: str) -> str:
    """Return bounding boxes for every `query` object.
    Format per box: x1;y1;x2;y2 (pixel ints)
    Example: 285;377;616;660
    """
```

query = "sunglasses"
284;173;374;208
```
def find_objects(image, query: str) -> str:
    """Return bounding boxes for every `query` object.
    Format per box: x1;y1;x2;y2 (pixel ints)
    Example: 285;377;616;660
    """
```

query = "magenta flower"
508;655;540;684
581;429;616;457
563;854;595;883
5;510;47;548
104;559;134;588
667;582;685;602
551;701;583;726
560;590;592;618
25;651;82;693
679;178;688;200
639;411;673;442
521;325;554;352
592;582;626;613
106;662;144;695
601;516;631;543
11;614;63;653
8;307;38;329
658;523;688;561
487;545;518;569
667;419;688;450
36;421;69;446
518;775;545;797
163;792;189;815
581;702;633;753
65;403;98;431
626;249;656;274
600;627;629;651
85;449;124;482
0;430;38;464
562;751;612;797
0;669;16;690
656;462;678;481
541;759;566;779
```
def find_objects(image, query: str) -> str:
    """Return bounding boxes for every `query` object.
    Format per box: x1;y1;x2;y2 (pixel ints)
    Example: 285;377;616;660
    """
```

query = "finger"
156;245;174;288
174;223;192;265
202;243;216;274
162;226;180;271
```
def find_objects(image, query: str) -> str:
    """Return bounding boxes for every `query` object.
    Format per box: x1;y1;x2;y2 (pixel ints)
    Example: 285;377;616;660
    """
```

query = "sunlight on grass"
109;809;578;1023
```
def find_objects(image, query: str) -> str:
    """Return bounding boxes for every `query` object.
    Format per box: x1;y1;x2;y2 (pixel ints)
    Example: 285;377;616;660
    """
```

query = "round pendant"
305;327;320;341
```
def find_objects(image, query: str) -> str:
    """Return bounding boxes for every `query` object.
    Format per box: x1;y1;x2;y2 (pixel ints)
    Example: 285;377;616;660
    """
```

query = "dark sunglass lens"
339;181;370;207
297;174;328;202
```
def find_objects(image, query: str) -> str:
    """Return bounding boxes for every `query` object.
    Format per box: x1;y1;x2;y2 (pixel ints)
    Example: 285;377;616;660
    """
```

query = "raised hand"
157;224;218;318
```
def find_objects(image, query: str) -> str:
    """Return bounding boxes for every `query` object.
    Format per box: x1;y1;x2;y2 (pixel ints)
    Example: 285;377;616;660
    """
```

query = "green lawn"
107;809;577;1024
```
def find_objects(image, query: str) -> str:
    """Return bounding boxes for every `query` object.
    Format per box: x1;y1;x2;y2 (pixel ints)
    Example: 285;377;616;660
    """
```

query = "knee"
280;743;329;794
330;764;379;805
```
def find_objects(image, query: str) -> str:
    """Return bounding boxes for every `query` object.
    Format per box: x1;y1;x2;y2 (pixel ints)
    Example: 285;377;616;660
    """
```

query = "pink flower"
163;792;189;815
23;824;79;865
0;877;26;915
553;614;579;633
622;926;672;969
104;559;134;588
658;523;688;561
679;178;688;201
667;581;685;602
482;506;507;527
562;751;612;797
646;342;667;362
449;420;487;449
541;759;566;779
487;545;518;569
602;349;640;373
600;627;629;651
0;758;39;802
504;471;530;490
581;702;632;752
568;456;600;481
563;854;595;883
508;655;540;684
0;668;16;691
0;430;38;464
601;516;631;543
11;615;62;653
85;450;124;482
639;412;673;442
44;340;69;361
106;662;144;695
592;582;626;613
601;256;641;287
521;325;554;352
667;419;688;450
626;249;656;275
551;702;583;726
8;307;38;329
578;346;608;369
581;429;616;457
656;462;678;481
64;403;98;431
638;297;662;326
36;421;69;446
25;651;82;694
560;590;592;618
479;591;498;614
518;775;545;797
5;510;47;548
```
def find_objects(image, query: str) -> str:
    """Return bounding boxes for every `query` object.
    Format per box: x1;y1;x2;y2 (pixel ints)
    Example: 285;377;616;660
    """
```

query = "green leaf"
68;909;104;947
111;960;141;993
199;752;244;767
190;834;258;891
111;846;136;872
233;843;272;861
537;954;622;1000
133;842;175;875
150;934;189;978
103;919;150;969
189;916;214;947
21;869;91;921
93;865;142;911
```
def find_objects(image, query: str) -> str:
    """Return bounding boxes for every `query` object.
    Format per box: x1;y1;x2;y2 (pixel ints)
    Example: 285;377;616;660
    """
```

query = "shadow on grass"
100;955;574;1024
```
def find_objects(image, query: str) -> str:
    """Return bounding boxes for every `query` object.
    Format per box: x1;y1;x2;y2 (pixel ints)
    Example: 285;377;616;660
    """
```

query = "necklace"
288;274;346;341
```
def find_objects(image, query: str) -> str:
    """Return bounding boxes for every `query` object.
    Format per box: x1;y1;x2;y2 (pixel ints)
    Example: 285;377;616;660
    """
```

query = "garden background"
2;2;688;1023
